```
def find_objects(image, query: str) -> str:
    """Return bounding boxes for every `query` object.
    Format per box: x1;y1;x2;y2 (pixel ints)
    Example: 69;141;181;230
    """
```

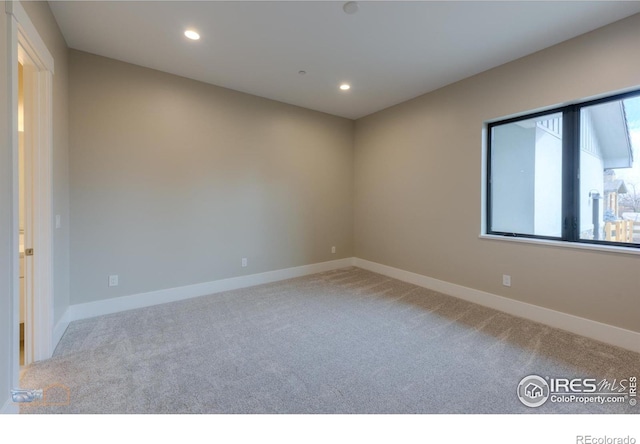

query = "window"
487;90;640;248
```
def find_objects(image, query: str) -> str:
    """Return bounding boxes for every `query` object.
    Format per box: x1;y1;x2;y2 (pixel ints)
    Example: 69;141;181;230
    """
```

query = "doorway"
8;1;55;378
18;61;25;366
17;39;46;368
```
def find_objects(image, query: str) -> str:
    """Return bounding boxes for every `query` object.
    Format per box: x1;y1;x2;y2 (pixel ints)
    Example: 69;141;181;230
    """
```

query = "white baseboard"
62;255;638;354
354;258;640;353
53;308;70;351
1;397;18;414
69;258;355;322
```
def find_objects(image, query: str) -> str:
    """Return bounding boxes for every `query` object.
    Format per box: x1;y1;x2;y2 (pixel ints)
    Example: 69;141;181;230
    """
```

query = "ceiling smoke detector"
343;2;359;15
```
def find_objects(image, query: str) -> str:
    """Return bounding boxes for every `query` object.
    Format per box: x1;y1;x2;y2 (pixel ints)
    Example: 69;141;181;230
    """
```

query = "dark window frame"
486;89;640;249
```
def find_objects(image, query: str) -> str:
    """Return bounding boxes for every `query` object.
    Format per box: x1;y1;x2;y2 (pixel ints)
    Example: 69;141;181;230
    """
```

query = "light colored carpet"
20;267;639;413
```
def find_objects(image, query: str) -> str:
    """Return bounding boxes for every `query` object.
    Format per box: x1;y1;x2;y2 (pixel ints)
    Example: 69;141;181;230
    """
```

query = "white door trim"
6;2;54;73
6;0;54;378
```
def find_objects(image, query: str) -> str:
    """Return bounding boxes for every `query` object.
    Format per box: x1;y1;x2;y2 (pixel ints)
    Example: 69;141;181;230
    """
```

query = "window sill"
479;234;640;256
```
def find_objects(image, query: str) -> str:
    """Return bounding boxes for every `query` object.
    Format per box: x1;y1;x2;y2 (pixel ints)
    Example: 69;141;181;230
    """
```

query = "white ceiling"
49;1;640;120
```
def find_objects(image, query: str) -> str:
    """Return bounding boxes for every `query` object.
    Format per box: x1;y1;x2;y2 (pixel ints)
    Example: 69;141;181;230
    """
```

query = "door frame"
7;0;54;381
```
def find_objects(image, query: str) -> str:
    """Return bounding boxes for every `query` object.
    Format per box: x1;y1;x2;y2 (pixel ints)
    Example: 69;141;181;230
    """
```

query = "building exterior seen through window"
488;92;640;247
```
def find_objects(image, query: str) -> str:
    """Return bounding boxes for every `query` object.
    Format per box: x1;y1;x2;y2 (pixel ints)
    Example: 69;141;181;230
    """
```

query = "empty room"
1;0;639;434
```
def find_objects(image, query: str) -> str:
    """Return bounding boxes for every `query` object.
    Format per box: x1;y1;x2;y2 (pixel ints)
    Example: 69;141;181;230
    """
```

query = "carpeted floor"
20;267;639;414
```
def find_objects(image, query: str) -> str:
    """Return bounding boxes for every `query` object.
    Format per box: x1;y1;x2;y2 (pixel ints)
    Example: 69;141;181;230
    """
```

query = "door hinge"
25;248;34;256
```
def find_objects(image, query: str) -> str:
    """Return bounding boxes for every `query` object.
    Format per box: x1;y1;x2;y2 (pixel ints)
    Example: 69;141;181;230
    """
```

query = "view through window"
579;96;640;244
488;91;640;248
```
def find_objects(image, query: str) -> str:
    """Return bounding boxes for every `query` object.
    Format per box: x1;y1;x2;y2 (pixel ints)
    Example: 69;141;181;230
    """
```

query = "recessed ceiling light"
343;1;359;15
339;84;351;91
184;30;200;40
298;70;307;75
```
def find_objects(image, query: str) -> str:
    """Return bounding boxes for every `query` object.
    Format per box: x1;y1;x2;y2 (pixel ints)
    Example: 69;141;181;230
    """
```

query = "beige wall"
354;13;640;333
21;0;70;327
69;50;354;304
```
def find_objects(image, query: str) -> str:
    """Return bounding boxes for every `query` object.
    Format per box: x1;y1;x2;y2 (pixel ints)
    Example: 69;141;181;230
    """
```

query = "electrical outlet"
108;275;119;287
502;274;511;287
331;246;336;254
55;215;61;229
241;258;248;268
